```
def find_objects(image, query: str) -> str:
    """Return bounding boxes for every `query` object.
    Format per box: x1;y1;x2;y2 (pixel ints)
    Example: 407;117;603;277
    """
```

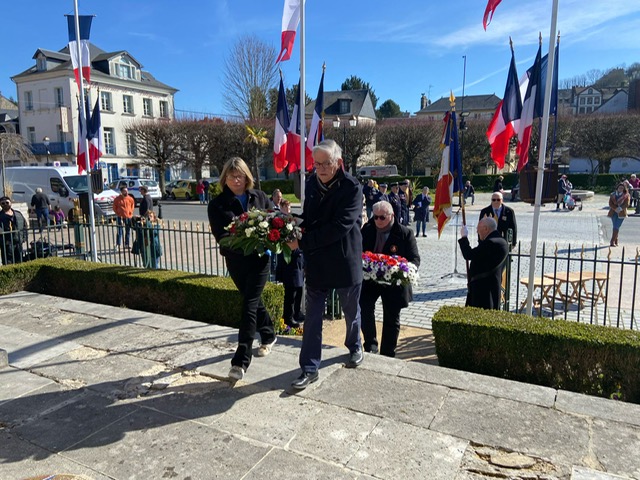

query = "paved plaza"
2;292;640;480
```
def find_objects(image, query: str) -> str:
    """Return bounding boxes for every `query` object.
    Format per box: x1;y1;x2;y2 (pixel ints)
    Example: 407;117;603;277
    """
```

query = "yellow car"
169;180;197;200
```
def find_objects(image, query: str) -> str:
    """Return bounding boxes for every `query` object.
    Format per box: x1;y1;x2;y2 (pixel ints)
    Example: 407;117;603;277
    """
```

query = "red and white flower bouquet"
362;251;419;286
221;208;302;263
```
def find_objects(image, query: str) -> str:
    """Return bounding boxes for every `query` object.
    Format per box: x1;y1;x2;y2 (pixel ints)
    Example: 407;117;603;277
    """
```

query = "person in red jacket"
113;186;135;249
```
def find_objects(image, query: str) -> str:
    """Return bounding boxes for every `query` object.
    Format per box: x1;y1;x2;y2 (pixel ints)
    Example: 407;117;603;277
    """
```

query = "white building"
11;44;177;182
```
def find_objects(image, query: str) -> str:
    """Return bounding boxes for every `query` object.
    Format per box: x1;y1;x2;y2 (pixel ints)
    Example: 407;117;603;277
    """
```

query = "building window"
101;91;113;112
36;56;47;72
579;107;585;114
57;124;65;143
54;87;64;107
126;133;137;156
159;101;169;118
339;99;350;114
123;95;134;114
579;97;585;105
143;98;153;116
27;126;36;144
587;97;593;104
588;88;593;94
25;91;33;111
104;128;115;154
595;97;601;104
115;56;136;80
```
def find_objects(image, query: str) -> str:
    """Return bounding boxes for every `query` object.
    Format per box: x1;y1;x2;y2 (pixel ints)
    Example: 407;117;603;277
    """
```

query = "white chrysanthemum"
245;227;255;237
383;272;392;281
286;223;293;231
259;221;269;229
248;220;255;226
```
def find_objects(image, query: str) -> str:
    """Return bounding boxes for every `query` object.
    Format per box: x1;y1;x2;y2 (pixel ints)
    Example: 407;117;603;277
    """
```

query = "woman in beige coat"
608;182;630;246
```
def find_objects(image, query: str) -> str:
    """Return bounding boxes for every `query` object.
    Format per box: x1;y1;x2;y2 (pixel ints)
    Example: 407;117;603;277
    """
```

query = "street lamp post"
332;115;357;171
43;136;50;165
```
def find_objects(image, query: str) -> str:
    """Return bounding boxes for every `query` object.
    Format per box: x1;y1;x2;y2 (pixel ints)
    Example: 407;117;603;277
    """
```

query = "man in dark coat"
360;200;420;357
458;217;509;310
363;179;378;219
30;187;50;233
387;183;402;221
138;186;153;217
287;139;364;390
374;183;389;203
479;191;517;248
0;196;28;265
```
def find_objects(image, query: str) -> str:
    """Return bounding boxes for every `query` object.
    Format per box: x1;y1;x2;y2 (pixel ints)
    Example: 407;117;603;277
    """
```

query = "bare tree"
125;120;181;193
0;132;35;196
377;119;440;175
324;122;377;176
222;35;279;120
205;120;248;175
176;119;210;180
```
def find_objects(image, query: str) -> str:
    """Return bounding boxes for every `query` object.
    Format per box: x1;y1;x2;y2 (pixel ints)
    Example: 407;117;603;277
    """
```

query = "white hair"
312;139;342;165
372;200;393;216
479;216;497;231
36;187;43;193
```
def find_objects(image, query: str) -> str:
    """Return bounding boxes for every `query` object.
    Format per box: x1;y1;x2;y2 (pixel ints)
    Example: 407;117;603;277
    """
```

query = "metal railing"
506;242;639;330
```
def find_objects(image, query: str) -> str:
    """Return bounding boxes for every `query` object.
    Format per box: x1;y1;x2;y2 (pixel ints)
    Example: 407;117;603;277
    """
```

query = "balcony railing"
30;142;74;155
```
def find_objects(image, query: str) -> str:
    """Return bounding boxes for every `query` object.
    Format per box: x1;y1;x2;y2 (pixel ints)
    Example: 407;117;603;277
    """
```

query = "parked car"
170;180;198;200
163;180;179;200
109;177;162;205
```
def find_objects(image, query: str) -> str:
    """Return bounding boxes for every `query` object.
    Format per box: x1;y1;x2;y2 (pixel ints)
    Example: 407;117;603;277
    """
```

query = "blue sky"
2;0;640;116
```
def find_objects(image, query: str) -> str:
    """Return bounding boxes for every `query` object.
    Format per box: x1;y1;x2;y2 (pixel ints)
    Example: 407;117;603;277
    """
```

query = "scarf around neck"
374;220;394;253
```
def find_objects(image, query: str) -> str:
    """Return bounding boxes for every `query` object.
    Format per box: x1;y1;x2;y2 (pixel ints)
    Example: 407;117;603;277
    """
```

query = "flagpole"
525;0;559;316
299;0;306;205
72;0;98;262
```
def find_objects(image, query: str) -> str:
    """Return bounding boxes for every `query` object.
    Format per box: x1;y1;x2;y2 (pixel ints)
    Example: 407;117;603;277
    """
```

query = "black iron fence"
506;242;639;330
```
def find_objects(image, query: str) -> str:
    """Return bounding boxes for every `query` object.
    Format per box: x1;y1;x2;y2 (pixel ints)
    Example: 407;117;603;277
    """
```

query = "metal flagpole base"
441;208;467;280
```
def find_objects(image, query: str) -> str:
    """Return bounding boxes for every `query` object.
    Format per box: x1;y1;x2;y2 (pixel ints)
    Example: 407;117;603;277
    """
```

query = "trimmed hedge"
0;258;283;328
432;306;640;403
261;179;295;195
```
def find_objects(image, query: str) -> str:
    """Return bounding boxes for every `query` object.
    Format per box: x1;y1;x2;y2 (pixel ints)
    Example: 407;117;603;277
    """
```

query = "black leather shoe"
284;318;301;328
369;345;379;354
291;371;319;390
346;349;364;368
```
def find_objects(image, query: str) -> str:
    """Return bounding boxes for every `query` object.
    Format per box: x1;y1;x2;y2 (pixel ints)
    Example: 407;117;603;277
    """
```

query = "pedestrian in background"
375;183;389;204
138;185;153;217
30;187;50;234
557;174;572;210
363;178;379;219
608;182;630;247
208;157;276;381
627;174;639;208
398;180;411;225
388;182;402;221
270;189;283;210
203;178;211;203
493;175;504;193
196;179;206;204
50;205;65;228
113;186;135;250
412;186;431;237
463;180;475;205
0;196;27;265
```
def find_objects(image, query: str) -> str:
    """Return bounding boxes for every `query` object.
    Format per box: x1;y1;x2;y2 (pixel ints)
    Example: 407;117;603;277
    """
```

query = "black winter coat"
208;185;271;258
479;204;517;246
299;170;363;289
412;193;431;222
361;220;420;308
458;230;509;310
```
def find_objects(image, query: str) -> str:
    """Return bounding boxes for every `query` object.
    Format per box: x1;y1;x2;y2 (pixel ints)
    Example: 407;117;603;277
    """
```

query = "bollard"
157;202;163;219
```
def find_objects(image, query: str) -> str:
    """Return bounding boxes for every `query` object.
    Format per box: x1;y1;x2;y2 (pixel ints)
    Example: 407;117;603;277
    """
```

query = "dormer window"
36;55;47;72
339;99;351;115
115;56;136;80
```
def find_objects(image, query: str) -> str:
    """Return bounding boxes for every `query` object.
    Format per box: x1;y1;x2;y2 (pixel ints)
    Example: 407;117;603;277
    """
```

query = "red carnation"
239;213;249;222
230;224;237;234
271;217;285;229
268;229;281;241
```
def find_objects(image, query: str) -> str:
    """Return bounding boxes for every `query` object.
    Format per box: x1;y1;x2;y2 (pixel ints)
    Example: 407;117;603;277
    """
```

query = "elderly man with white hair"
360;200;419;357
459;217;509;310
479;190;517;248
287;139;364;390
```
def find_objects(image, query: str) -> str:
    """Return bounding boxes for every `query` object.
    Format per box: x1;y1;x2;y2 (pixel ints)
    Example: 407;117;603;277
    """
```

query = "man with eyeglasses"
479;191;517;248
360;200;419;357
287;139;364;390
0;196;28;265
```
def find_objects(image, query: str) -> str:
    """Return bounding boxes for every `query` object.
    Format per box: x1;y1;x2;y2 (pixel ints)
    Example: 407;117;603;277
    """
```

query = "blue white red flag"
67;15;93;86
433;94;462;238
305;69;325;171
87;96;105;168
77;98;90;173
486;47;522;169
273;76;290;173
516;42;542;171
276;0;300;63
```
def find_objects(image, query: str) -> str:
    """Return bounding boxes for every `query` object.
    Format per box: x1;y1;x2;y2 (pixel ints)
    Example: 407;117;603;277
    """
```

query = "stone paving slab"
572;466;635;479
590;418;640;479
2;324;81;370
0;366;55;406
556;389;640;428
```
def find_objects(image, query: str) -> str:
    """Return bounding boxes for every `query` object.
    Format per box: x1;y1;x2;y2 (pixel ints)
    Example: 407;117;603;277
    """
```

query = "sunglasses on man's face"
373;214;389;220
0;201;10;206
491;198;501;202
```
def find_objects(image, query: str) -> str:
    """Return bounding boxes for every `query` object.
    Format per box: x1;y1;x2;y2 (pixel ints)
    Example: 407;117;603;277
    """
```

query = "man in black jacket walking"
287;139;364;390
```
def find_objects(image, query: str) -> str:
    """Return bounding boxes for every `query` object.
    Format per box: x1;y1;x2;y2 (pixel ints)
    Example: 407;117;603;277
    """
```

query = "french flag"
305;69;325;172
67;15;93;86
483;0;503;30
273;76;290;173
486;47;522;169
276;0;300;63
286;80;304;173
87;96;105;167
516;43;542;172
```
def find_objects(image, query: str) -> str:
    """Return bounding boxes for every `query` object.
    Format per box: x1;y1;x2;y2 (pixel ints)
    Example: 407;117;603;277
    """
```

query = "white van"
1;166;118;219
358;165;399;178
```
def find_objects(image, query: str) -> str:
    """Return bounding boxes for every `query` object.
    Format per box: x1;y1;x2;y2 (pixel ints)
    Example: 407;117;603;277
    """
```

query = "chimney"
420;93;427;110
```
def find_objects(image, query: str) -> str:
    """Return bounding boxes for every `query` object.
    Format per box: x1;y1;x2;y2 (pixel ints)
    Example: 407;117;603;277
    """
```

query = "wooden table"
519;276;559;312
544;271;608;308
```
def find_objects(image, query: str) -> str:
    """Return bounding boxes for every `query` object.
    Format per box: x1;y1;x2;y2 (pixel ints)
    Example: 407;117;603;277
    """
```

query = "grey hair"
492;191;503;200
372;200;393;216
479;216;498;231
36;187;43;193
312;139;342;165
